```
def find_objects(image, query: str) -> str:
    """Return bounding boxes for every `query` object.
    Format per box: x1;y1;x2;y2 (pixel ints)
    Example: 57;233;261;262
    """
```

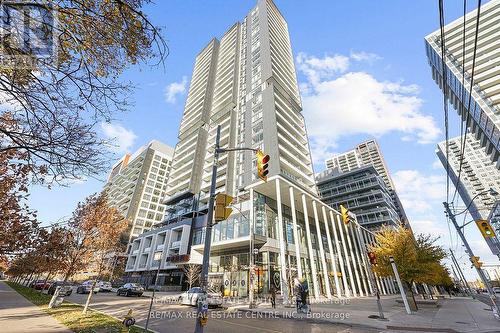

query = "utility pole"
449;249;471;295
444;202;500;319
389;256;412;315
194;125;259;332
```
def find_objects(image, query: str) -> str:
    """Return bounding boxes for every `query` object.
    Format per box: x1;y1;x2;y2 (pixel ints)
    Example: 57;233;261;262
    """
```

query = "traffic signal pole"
194;125;221;333
443;202;500;319
194;125;260;332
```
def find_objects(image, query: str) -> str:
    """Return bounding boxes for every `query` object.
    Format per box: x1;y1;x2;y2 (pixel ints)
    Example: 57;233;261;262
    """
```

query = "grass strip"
6;281;151;333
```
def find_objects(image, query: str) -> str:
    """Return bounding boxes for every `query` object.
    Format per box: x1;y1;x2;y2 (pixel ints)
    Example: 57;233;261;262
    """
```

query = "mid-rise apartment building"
125;0;396;298
325;140;408;226
425;0;500;169
104;140;174;241
316;166;400;229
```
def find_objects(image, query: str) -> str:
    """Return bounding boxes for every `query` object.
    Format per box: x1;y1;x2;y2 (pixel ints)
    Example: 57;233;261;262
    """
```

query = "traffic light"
214;193;233;222
367;251;377;266
470;256;483;269
340;205;353;225
256;149;270;182
476;219;496;239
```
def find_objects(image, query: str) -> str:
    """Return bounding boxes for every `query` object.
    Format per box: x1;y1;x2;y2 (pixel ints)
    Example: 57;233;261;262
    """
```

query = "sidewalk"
232;295;500;333
0;281;73;333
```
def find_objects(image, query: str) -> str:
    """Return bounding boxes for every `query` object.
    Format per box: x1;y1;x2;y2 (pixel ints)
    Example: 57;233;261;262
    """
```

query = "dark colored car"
30;280;51;290
48;281;73;296
116;283;144;297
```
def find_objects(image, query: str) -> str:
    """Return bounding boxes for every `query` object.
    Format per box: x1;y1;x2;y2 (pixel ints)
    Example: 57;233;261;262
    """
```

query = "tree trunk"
40;271;53;294
406;281;419;311
82;278;97;314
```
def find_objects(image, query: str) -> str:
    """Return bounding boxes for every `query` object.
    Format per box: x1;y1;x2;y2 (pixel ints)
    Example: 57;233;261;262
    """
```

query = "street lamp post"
443;189;500;320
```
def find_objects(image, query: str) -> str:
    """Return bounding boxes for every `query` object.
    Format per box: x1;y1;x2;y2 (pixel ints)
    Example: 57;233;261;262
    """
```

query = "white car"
179;287;223;307
76;280;100;294
98;281;112;292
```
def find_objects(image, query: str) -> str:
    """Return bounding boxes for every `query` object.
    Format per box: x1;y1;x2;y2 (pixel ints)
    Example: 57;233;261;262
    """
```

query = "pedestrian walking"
270;285;276;308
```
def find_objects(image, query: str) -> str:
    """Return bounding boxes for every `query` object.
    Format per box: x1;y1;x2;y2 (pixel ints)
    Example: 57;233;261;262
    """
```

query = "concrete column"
330;211;349;298
313;201;332;298
336;214;356;297
349;225;369;295
322;207;341;297
389;278;397;294
301;193;320;300
357;228;373;294
289;186;302;279
342;222;362;296
275;179;289;305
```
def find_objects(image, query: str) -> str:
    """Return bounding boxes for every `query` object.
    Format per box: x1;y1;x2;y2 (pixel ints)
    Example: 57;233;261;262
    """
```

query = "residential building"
425;0;500;169
316;166;400;230
437;135;500;220
325;140;408;225
125;0;396;298
104;140;174;241
437;135;500;256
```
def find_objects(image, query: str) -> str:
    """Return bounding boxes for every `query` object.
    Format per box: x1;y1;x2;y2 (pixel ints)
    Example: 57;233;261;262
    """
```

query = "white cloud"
393;169;445;214
432;159;443;170
296;52;350;85
164;76;187;104
100;122;137;153
350;51;382;63
297;53;441;164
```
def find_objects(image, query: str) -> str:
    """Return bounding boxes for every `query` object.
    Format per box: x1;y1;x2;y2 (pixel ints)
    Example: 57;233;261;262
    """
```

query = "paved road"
474;293;500;308
0;281;72;333
63;290;378;333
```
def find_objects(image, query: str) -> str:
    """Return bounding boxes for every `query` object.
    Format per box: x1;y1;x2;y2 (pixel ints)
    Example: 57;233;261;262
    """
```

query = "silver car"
76;280;100;294
179;287;223;307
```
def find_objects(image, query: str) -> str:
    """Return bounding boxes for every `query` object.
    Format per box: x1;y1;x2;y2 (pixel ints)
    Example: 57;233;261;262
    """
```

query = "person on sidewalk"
270;285;276;309
293;278;301;311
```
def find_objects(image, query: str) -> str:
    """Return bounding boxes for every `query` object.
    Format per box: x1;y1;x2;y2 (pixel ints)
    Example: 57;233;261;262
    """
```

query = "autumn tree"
58;192;127;313
36;227;73;292
0;148;39;255
370;225;447;309
183;264;202;290
0;0;167;183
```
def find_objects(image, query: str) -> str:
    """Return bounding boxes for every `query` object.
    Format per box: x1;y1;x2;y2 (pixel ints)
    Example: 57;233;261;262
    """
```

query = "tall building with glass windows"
436;135;500;221
316;166;400;230
325;140;408;226
125;0;396;298
104;140;174;241
425;0;500;169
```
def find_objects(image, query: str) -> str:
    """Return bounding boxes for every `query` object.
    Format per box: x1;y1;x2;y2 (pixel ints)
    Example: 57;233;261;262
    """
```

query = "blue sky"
28;0;497;279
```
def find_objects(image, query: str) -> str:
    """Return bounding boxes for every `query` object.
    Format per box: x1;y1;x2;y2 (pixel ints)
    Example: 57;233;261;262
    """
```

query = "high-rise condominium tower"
436;135;500;221
325;140;408;225
425;0;500;169
125;0;396;299
104;140;174;241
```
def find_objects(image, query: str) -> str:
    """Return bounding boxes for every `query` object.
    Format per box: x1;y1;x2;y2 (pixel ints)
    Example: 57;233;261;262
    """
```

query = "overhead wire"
451;0;483;205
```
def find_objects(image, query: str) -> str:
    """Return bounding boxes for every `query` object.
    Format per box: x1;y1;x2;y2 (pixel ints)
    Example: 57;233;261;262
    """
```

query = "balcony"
170;240;182;249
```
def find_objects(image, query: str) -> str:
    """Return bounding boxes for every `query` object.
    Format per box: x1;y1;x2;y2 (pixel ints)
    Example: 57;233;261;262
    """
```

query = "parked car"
76;280;100;294
97;281;113;292
116;283;144;297
493;287;500;294
179;287;223;307
30;280;52;290
48;281;73;296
